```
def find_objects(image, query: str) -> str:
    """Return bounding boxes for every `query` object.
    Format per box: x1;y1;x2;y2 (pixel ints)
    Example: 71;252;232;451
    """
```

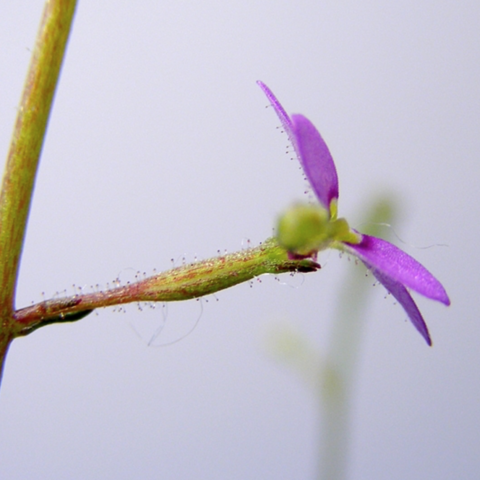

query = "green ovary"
276;203;361;256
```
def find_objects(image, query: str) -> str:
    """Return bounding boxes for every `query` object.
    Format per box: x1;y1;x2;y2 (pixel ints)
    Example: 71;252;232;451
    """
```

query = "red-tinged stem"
13;238;320;336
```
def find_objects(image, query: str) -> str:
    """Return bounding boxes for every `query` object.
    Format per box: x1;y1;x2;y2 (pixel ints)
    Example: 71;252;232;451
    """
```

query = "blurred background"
0;1;478;478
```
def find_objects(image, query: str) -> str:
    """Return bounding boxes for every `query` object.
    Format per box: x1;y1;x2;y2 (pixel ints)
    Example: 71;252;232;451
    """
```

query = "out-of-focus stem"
318;197;398;480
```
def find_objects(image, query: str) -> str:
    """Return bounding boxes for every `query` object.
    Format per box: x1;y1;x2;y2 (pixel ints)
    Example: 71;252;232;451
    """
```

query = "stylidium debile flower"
257;81;450;345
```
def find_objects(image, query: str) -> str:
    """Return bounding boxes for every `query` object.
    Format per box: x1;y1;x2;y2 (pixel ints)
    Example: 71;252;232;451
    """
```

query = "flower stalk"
13;238;320;336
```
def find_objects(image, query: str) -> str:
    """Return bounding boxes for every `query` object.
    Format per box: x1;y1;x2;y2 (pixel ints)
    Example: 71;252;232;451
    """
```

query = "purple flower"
258;81;450;345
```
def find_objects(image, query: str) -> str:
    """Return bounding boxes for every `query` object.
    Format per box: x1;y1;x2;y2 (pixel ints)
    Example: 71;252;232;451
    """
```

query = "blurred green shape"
318;194;399;480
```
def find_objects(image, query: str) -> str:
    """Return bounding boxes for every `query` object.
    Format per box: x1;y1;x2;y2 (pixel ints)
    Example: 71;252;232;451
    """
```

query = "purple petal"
291;114;339;210
256;81;298;152
346;234;450;305
370;267;432;346
257;82;339;209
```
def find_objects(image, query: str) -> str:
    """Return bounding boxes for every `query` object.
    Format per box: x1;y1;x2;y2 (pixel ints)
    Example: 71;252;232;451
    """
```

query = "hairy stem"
14;238;320;336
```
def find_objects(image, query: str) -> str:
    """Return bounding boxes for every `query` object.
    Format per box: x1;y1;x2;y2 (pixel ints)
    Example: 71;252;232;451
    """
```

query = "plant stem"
13;238;320;336
0;0;77;376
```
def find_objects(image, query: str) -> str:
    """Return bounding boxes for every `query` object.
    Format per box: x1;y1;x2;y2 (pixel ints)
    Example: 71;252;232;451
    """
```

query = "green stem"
0;0;77;374
13;238;320;336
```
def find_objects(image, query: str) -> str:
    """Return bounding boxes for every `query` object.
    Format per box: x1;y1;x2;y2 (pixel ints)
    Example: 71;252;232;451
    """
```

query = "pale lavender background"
0;1;478;479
